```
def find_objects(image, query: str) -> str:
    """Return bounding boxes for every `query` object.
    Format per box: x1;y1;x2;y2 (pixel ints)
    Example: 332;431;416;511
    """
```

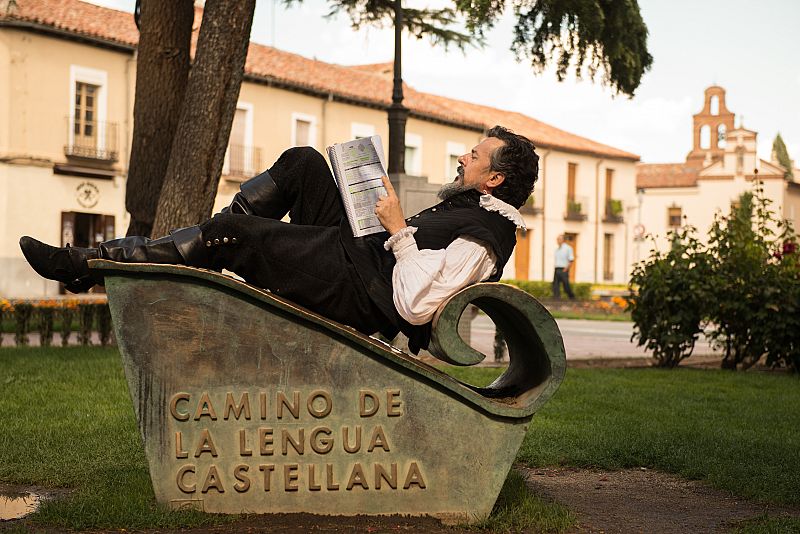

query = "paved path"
468;314;720;361
3;316;721;362
0;332;105;348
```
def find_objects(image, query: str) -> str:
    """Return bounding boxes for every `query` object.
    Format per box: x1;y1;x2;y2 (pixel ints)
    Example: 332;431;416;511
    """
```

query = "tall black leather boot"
20;226;207;293
221;169;288;218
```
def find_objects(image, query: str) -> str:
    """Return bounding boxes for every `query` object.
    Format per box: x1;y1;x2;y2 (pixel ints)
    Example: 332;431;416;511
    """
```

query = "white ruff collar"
479;194;526;230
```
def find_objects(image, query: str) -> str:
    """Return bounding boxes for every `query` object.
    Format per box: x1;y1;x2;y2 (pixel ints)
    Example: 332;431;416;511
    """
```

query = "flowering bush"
630;183;800;372
501;279;593;300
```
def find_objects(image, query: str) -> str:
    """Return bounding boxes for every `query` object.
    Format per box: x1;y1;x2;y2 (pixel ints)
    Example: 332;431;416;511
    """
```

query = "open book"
326;135;389;237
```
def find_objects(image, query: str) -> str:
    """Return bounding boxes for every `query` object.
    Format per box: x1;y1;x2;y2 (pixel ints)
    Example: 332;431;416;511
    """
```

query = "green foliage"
772;133;794;179
59;306;74;346
77;303;95;346
566;199;583;215
502;278;592;299
629;182;800;372
13;302;33;347
760;238;800;372
456;0;653;96
607;198;623;216
38;307;55;348
97;303;114;347
705;191;770;369
629;225;710;367
471;469;576;532
319;0;476;49
704;187;799;371
316;0;652;95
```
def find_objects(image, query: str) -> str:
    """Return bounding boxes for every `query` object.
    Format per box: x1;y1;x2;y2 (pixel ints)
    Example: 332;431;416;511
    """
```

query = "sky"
87;0;800;165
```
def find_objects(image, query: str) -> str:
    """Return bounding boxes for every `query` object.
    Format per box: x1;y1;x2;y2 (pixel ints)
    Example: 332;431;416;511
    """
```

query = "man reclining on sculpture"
20;125;539;354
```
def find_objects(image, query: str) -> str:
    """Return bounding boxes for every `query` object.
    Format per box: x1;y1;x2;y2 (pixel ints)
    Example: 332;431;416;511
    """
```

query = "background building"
636;86;800;258
0;0;640;298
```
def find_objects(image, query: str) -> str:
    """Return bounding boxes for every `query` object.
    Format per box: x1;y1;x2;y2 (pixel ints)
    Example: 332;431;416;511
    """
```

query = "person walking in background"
553;234;575;299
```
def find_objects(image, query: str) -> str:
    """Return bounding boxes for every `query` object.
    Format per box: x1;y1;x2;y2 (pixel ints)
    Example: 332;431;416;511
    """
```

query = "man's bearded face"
437;165;478;200
437;137;505;201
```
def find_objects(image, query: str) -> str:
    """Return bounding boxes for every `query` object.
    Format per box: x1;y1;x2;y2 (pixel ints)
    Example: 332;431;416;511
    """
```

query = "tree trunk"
151;0;256;237
125;0;193;238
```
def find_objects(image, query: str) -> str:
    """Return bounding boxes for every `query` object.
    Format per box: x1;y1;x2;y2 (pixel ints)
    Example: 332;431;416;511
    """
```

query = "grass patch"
471;469;575;532
0;348;566;532
0;347;234;530
446;365;800;506
4;349;799;530
734;514;800;533
548;309;631;322
523;368;800;505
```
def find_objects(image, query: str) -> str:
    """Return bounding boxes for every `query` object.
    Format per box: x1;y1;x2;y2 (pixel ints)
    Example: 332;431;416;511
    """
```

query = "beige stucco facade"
638;117;798;255
1;21;639;298
504;150;637;284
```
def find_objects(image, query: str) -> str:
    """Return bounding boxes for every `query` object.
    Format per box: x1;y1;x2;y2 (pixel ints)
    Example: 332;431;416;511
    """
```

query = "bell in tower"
686;86;736;168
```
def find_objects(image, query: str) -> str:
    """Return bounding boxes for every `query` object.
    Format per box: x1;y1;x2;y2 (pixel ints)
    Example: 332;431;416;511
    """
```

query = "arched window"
710;95;719;115
717;124;727;148
700;125;711;149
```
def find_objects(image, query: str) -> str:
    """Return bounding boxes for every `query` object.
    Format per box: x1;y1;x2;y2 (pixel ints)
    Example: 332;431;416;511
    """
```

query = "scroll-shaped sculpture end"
428;282;567;413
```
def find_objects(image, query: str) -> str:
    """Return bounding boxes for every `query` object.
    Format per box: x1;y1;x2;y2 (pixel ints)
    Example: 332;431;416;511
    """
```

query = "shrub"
96;303;113;347
704;187;798;370
501;279;592;300
629;182;800;372
628;225;710;367
38;307;55;348
13;302;33;347
761;238;800;372
77;304;95;346
59;306;75;347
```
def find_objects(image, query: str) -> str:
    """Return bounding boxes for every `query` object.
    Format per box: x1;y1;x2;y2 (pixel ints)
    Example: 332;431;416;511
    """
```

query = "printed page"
336;136;388;236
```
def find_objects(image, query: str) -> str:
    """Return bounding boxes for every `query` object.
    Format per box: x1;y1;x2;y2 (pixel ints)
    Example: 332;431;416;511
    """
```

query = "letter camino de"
168;388;426;494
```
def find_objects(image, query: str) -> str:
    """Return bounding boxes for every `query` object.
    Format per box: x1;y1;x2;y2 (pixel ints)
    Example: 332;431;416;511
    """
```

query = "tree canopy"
323;0;477;49
324;0;652;96
457;0;653;96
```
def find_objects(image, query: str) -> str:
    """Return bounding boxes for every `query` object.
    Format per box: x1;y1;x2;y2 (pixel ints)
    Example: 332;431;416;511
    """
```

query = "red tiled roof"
1;0;139;47
636;163;699;188
2;0;639;161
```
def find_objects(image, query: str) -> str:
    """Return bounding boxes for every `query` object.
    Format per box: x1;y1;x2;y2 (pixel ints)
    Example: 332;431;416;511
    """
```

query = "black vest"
341;189;517;353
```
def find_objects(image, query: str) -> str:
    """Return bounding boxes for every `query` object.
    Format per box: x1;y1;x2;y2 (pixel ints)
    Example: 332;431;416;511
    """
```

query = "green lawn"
0;347;572;532
2;348;799;531
548;309;631;322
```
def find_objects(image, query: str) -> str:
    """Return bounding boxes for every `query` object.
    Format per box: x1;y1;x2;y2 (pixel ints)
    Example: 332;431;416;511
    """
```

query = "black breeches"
201;148;386;334
262;146;344;227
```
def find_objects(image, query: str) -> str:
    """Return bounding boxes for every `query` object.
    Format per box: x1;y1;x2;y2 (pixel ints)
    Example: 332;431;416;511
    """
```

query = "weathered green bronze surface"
91;260;565;522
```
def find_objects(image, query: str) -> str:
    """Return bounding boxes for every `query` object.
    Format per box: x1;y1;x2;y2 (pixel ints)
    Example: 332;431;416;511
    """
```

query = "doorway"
61;211;115;293
515;228;531;280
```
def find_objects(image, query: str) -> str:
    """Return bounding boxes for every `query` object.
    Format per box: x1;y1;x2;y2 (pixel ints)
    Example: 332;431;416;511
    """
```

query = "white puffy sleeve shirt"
383;194;526;325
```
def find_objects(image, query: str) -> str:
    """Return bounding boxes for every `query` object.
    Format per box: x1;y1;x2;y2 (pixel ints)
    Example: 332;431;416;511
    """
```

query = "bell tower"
686;86;736;168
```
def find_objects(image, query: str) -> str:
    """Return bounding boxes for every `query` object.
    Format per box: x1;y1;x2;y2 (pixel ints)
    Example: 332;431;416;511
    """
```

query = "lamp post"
387;0;408;175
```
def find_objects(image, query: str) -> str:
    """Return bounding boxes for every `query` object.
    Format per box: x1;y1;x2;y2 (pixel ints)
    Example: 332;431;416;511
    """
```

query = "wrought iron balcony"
64;117;119;163
225;144;264;180
564;196;588;221
603;198;624;223
519;194;543;215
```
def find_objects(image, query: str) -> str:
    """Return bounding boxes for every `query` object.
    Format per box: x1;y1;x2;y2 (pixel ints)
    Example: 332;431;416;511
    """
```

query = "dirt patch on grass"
521;466;800;533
